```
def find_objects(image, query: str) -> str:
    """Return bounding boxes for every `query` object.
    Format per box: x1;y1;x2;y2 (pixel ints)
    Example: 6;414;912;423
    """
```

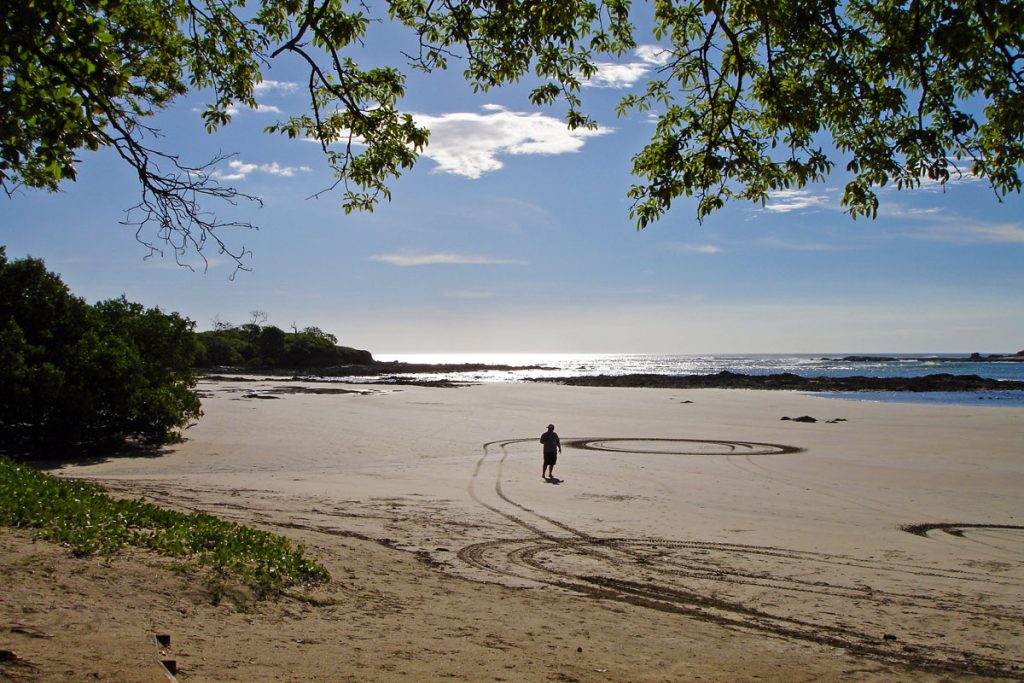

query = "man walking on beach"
540;424;561;480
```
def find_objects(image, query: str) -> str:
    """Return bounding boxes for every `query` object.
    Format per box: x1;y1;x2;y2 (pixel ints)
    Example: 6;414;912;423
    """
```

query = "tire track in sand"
461;437;1024;680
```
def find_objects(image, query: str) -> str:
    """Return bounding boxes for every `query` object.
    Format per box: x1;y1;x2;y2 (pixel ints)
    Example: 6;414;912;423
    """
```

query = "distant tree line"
0;248;201;447
195;321;372;369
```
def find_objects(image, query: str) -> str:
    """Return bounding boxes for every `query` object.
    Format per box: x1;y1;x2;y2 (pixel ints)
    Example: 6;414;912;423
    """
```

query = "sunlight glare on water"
358;353;1024;407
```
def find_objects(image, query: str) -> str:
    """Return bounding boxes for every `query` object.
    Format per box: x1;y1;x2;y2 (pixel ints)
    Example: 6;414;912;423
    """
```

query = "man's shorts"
543;451;558;467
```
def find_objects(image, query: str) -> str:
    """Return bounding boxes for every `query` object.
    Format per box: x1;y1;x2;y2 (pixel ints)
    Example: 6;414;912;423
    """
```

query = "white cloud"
414;106;611;179
445;290;496;298
213;161;256;180
635;44;671;66
253;80;299;94
369;252;527;266
584;45;670;88
212;160;312;181
586;61;652;88
196;99;286;119
762;188;832;213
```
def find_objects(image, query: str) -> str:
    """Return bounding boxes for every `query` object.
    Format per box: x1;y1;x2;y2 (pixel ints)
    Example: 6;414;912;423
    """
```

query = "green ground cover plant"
0;457;329;595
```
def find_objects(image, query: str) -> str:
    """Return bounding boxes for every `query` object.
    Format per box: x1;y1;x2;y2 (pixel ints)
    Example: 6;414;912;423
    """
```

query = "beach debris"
154;633;180;682
883;633;898;641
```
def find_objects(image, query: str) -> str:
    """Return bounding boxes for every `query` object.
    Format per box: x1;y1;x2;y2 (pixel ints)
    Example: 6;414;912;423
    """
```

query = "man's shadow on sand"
543;477;563;485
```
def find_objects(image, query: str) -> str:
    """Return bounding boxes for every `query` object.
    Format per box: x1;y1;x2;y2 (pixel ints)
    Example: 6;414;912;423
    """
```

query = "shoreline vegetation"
0;457;328;596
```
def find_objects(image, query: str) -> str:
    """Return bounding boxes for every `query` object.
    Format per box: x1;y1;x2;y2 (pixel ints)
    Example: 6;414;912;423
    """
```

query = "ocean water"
370;353;1024;408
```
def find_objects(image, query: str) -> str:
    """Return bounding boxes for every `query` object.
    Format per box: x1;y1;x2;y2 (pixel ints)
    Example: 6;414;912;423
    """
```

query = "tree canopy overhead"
624;0;1024;225
3;0;1022;263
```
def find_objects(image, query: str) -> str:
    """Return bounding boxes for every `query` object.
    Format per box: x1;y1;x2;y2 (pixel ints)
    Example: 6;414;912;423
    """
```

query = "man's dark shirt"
540;431;560;453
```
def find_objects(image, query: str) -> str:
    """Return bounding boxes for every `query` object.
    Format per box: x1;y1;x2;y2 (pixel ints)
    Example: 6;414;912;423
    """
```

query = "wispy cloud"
144;256;226;270
212;160;312;181
369;252;527;267
414;105;611;179
584;44;670;89
445;290;496;298
878;205;943;219
666;292;706;303
674;244;721;254
755;234;844;251
762;188;833;213
253;80;299;95
880;198;1024;244
912;222;1024;244
910;169;982;192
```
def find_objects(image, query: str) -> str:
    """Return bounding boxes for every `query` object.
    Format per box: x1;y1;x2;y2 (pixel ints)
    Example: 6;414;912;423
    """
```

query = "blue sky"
4;15;1023;355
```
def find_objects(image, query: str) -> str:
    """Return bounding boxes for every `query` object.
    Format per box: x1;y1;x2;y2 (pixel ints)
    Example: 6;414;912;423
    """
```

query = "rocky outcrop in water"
530;371;1024;392
835;352;1024;363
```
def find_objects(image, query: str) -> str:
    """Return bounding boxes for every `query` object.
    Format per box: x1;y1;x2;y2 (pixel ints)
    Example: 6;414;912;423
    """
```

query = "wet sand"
2;379;1022;681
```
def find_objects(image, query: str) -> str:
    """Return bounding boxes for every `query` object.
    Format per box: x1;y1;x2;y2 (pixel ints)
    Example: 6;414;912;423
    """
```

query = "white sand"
56;379;1024;679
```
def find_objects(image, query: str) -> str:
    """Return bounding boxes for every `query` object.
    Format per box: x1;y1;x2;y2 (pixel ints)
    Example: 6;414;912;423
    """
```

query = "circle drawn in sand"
463;438;1024;680
565;437;802;456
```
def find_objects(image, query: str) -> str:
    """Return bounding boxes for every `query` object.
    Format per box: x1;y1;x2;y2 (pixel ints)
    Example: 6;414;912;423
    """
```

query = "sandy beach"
3;378;1022;681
